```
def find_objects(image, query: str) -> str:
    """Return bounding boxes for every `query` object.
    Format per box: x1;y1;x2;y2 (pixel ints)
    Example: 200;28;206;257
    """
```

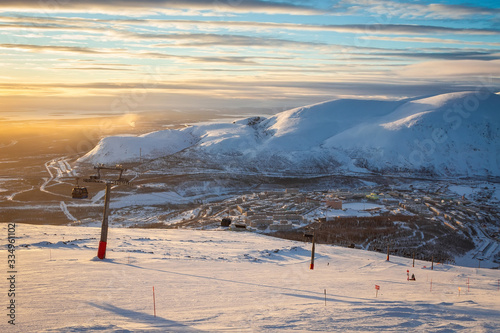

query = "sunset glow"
1;0;499;120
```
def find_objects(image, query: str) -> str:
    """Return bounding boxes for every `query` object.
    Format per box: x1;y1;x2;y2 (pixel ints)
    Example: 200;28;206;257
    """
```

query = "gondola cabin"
221;218;231;227
303;232;314;240
72;186;88;199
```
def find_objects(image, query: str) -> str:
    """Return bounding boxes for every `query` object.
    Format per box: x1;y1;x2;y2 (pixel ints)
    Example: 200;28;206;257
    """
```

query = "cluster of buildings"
227;189;313;231
215;188;399;231
168;181;499;264
397;192;500;241
186;181;499;242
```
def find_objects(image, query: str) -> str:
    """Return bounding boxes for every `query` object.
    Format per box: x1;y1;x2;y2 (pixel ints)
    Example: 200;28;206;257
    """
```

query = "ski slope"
5;223;500;332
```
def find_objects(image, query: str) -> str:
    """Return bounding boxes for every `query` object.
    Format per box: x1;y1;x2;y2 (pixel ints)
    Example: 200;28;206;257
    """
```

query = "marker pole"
97;183;111;259
153;286;156;317
310;232;315;270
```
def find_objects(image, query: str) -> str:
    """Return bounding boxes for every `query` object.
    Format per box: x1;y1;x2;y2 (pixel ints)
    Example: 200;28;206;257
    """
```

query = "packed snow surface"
7;223;500;332
79;91;500;177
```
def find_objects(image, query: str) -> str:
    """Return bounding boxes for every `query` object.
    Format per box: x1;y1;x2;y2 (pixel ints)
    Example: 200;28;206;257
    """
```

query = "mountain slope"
78;91;500;177
12;224;500;332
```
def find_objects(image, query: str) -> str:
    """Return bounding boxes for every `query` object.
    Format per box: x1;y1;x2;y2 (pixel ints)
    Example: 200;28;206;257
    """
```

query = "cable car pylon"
83;164;130;260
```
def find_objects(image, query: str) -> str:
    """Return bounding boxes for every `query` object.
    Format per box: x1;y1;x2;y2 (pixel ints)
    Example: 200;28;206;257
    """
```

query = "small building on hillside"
326;199;342;210
269;221;293;231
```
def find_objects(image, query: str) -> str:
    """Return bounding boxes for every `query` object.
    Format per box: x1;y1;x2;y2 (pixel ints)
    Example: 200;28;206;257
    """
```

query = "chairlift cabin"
72;186;88;199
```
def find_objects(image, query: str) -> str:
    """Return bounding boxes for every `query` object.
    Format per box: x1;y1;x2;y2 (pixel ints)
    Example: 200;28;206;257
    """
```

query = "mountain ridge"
78;91;500;178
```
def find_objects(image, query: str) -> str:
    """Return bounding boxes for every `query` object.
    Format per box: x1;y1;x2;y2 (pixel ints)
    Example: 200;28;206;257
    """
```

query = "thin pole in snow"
310;231;315;270
153;286;156;317
324;289;327;306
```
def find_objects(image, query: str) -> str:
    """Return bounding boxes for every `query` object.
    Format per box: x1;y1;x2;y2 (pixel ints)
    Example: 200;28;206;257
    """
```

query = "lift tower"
84;165;130;259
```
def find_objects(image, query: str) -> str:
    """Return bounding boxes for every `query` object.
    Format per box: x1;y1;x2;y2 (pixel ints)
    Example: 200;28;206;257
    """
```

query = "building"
326;199;342;210
269;221;293;231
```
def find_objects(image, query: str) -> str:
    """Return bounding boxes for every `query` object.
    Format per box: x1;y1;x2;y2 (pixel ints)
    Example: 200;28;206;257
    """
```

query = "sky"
0;0;499;120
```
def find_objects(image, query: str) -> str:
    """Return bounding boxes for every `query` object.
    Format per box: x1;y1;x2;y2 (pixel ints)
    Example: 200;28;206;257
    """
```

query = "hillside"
9;223;500;332
78;91;500;177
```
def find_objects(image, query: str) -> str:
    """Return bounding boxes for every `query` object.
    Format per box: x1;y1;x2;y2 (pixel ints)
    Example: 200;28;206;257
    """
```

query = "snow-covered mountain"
79;91;500;177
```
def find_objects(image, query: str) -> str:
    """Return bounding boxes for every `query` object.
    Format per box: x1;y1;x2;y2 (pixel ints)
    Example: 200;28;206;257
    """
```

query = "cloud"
119;31;327;49
338;0;500;20
2;15;499;38
140;19;500;35
359;36;500;47
0;43;106;54
3;73;498;96
2;2;499;113
326;24;499;35
378;50;500;61
397;59;500;78
0;43;288;65
54;67;134;71
0;0;325;15
3;77;498;115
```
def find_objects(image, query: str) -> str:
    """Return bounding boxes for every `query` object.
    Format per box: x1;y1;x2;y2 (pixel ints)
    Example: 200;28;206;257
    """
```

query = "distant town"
155;182;500;267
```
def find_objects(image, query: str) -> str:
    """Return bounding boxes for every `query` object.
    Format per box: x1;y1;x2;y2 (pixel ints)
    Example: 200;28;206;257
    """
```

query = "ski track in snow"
91;189;106;204
40;156;74;198
6;186;34;201
60;201;77;223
